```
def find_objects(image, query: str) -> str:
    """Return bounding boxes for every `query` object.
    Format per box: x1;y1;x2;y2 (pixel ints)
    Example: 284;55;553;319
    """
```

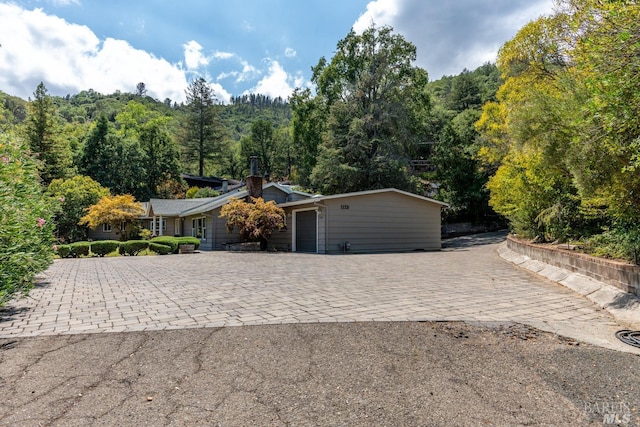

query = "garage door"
295;210;317;253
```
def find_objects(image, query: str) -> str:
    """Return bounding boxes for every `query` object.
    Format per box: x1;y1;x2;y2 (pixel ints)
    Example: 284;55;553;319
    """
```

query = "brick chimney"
246;156;263;199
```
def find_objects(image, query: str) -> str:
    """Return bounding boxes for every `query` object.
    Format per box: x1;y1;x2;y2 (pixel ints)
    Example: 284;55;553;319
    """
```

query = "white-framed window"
149;218;166;231
192;217;206;240
102;223;112;232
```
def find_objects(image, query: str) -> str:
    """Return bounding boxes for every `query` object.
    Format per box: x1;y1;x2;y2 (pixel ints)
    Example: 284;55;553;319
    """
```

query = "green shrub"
150;236;179;253
584;227;640;264
54;244;71;258
150;236;201;253
149;242;172;255
0;134;56;306
91;240;120;257
176;236;201;250
119;240;149;256
69;241;91;258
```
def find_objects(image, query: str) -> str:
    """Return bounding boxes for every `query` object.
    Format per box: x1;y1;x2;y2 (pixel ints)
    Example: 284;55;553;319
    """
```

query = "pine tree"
183;77;223;176
25;82;72;185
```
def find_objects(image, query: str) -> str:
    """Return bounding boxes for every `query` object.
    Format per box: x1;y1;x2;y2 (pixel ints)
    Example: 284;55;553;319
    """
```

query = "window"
149;218;166;231
102;223;112;232
192;217;206;240
175;218;182;236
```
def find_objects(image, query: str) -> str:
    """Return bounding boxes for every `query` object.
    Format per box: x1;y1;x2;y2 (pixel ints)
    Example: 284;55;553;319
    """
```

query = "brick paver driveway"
0;233;630;351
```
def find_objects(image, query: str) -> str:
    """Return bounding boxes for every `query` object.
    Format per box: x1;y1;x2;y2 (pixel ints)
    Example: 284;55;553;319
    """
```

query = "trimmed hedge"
91;240;120;257
149;242;172;255
151;236;201;253
69;241;91;258
150;236;179;253
119;240;149;256
176;236;201;250
55;244;71;258
54;237;203;258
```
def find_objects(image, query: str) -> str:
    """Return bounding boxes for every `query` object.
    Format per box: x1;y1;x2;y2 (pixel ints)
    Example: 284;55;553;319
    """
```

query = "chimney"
222;179;228;193
250;156;259;176
246;156;263;199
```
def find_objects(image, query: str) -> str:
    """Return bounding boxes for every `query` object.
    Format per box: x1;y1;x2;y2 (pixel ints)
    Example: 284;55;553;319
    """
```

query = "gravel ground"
1;321;639;426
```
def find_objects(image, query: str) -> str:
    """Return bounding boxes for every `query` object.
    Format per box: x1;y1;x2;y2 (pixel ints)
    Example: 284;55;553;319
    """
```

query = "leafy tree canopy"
79;194;146;239
304;24;430;195
47;175;110;242
219;197;286;250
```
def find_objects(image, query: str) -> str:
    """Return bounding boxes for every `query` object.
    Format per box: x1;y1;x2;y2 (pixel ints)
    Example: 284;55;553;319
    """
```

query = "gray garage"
271;188;448;254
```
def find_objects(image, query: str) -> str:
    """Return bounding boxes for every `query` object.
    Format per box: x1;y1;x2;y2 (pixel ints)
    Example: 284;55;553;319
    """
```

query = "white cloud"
213;51;235;60
49;0;81;6
353;0;554;79
0;4;188;102
353;0;399;33
207;81;231;104
284;47;297;58
183;40;210;70
248;60;297;100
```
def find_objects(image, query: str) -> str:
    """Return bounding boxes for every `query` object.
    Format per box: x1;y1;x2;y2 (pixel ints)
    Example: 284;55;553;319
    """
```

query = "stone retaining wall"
506;236;640;297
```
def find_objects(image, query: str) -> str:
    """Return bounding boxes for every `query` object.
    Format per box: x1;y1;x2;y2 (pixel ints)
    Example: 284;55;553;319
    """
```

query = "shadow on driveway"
442;230;509;250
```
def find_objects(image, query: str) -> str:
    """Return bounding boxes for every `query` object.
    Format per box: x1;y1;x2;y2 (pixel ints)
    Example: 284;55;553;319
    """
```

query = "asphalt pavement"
0;233;639;426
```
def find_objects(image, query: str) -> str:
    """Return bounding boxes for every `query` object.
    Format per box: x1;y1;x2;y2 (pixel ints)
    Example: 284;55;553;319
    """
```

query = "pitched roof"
148;196;224;217
177;182;314;217
277;188;449;208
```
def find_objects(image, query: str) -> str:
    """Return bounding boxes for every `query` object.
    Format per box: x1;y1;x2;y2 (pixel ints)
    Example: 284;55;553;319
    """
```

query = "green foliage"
5;86;293;195
47;175;110;242
150;236;201;253
176;236;201;250
0;133;55;305
80;194;146;240
149;242;172;255
118;240;149;256
54;244;71;258
68;241;90;258
476;1;640;246
0;91;28;126
183;77;226;177
90;240;120;257
149;236;179;253
584;227;640;264
186;186;220;198
24;82;73;184
307;24;428;194
240;119;292;180
290;88;324;186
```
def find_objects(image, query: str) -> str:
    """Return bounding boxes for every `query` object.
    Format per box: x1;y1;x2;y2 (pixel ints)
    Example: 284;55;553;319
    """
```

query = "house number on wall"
340;204;350;210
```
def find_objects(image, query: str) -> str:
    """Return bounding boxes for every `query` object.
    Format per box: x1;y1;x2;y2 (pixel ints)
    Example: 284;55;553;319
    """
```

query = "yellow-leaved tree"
219;197;286;251
80;194;146;240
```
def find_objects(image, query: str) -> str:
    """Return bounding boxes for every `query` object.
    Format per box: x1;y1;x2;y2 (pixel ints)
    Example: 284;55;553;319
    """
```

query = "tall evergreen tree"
25;82;72;184
139;120;180;197
78;114;118;188
183;77;222;176
241;119;274;178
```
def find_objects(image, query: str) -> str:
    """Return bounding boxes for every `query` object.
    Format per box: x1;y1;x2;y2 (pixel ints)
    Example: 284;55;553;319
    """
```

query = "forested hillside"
0;30;500;228
476;0;640;262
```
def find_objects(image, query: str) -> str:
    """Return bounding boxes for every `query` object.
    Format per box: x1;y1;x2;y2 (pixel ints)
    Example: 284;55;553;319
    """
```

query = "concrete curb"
498;243;640;329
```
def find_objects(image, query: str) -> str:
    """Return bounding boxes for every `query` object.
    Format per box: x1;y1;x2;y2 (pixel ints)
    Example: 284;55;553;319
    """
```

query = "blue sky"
0;0;554;103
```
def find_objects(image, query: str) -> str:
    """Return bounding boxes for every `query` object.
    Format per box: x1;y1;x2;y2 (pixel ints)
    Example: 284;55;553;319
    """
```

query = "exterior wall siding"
322;192;442;254
268;224;293;251
262;186;288;204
